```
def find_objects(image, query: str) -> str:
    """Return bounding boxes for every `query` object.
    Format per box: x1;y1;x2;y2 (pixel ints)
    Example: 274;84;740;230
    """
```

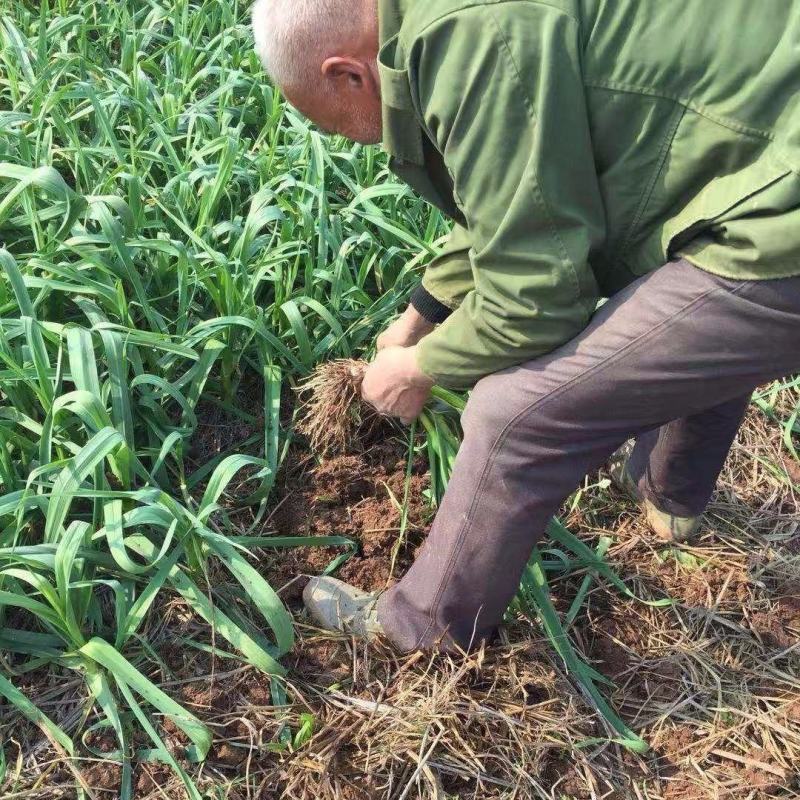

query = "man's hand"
361;346;434;424
376;305;436;351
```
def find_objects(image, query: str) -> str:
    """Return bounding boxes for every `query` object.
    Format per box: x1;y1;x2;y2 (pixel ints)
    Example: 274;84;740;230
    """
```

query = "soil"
749;593;800;648
183;374;434;602
288;637;352;686
133;763;174;795
82;761;123;794
782;455;800;486
652;557;752;609
263;440;433;604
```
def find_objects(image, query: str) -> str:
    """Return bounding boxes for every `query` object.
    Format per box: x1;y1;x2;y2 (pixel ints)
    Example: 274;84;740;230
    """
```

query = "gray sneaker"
608;441;702;543
303;577;384;639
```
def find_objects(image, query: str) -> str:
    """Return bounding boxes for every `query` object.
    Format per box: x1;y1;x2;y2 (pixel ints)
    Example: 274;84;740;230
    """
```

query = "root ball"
296;359;375;454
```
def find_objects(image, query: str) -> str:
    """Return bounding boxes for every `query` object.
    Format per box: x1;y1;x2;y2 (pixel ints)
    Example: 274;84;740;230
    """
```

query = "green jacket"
377;0;800;389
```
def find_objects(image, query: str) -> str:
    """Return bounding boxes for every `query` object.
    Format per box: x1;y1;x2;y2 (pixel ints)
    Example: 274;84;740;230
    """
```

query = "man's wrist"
400;304;436;336
409;284;453;325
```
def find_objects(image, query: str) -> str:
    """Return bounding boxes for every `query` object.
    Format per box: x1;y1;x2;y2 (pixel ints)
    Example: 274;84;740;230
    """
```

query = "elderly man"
253;0;800;652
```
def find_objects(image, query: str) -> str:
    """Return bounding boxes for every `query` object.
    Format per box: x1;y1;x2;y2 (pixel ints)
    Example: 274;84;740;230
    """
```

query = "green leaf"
518;550;649;753
80;638;212;763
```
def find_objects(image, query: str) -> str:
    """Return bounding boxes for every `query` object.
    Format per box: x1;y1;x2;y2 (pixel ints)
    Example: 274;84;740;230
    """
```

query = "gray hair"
252;0;364;93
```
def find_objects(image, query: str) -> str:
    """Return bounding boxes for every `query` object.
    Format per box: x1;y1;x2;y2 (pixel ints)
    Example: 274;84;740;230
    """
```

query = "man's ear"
321;56;375;92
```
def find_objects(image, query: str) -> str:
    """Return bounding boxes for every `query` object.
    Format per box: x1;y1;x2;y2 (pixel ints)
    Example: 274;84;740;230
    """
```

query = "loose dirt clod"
296;359;376;454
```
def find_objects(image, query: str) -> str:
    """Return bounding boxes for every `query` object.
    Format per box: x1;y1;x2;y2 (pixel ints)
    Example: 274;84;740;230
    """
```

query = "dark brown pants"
378;259;800;651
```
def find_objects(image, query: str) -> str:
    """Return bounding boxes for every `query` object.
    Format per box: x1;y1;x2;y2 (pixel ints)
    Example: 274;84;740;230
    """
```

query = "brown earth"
264;440;433;604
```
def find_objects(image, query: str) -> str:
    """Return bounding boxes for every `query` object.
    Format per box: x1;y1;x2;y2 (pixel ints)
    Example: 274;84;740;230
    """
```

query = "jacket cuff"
410;284;453;325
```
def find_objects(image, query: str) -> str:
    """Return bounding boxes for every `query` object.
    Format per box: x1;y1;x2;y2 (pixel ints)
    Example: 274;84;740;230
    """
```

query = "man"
253;0;800;652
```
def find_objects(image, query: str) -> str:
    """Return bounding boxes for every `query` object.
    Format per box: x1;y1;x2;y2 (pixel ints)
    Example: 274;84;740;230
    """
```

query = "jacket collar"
378;0;405;44
377;0;425;165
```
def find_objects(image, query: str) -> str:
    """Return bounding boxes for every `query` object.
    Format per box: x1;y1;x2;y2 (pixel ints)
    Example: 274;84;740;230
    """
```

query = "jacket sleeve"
410;223;473;323
408;4;605;389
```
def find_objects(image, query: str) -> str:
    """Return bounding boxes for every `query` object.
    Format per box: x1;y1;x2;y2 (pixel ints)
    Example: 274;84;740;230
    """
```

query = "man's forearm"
376;302;437;352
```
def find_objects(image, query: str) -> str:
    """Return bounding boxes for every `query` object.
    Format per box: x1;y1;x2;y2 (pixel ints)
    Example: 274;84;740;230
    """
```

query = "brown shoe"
608;441;702;543
303;577;384;639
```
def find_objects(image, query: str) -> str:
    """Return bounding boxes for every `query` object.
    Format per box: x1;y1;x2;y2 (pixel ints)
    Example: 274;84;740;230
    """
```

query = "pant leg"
626;395;750;518
377;260;800;652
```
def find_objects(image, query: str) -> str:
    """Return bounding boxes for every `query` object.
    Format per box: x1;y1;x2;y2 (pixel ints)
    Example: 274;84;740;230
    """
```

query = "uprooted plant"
295;359;378;454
